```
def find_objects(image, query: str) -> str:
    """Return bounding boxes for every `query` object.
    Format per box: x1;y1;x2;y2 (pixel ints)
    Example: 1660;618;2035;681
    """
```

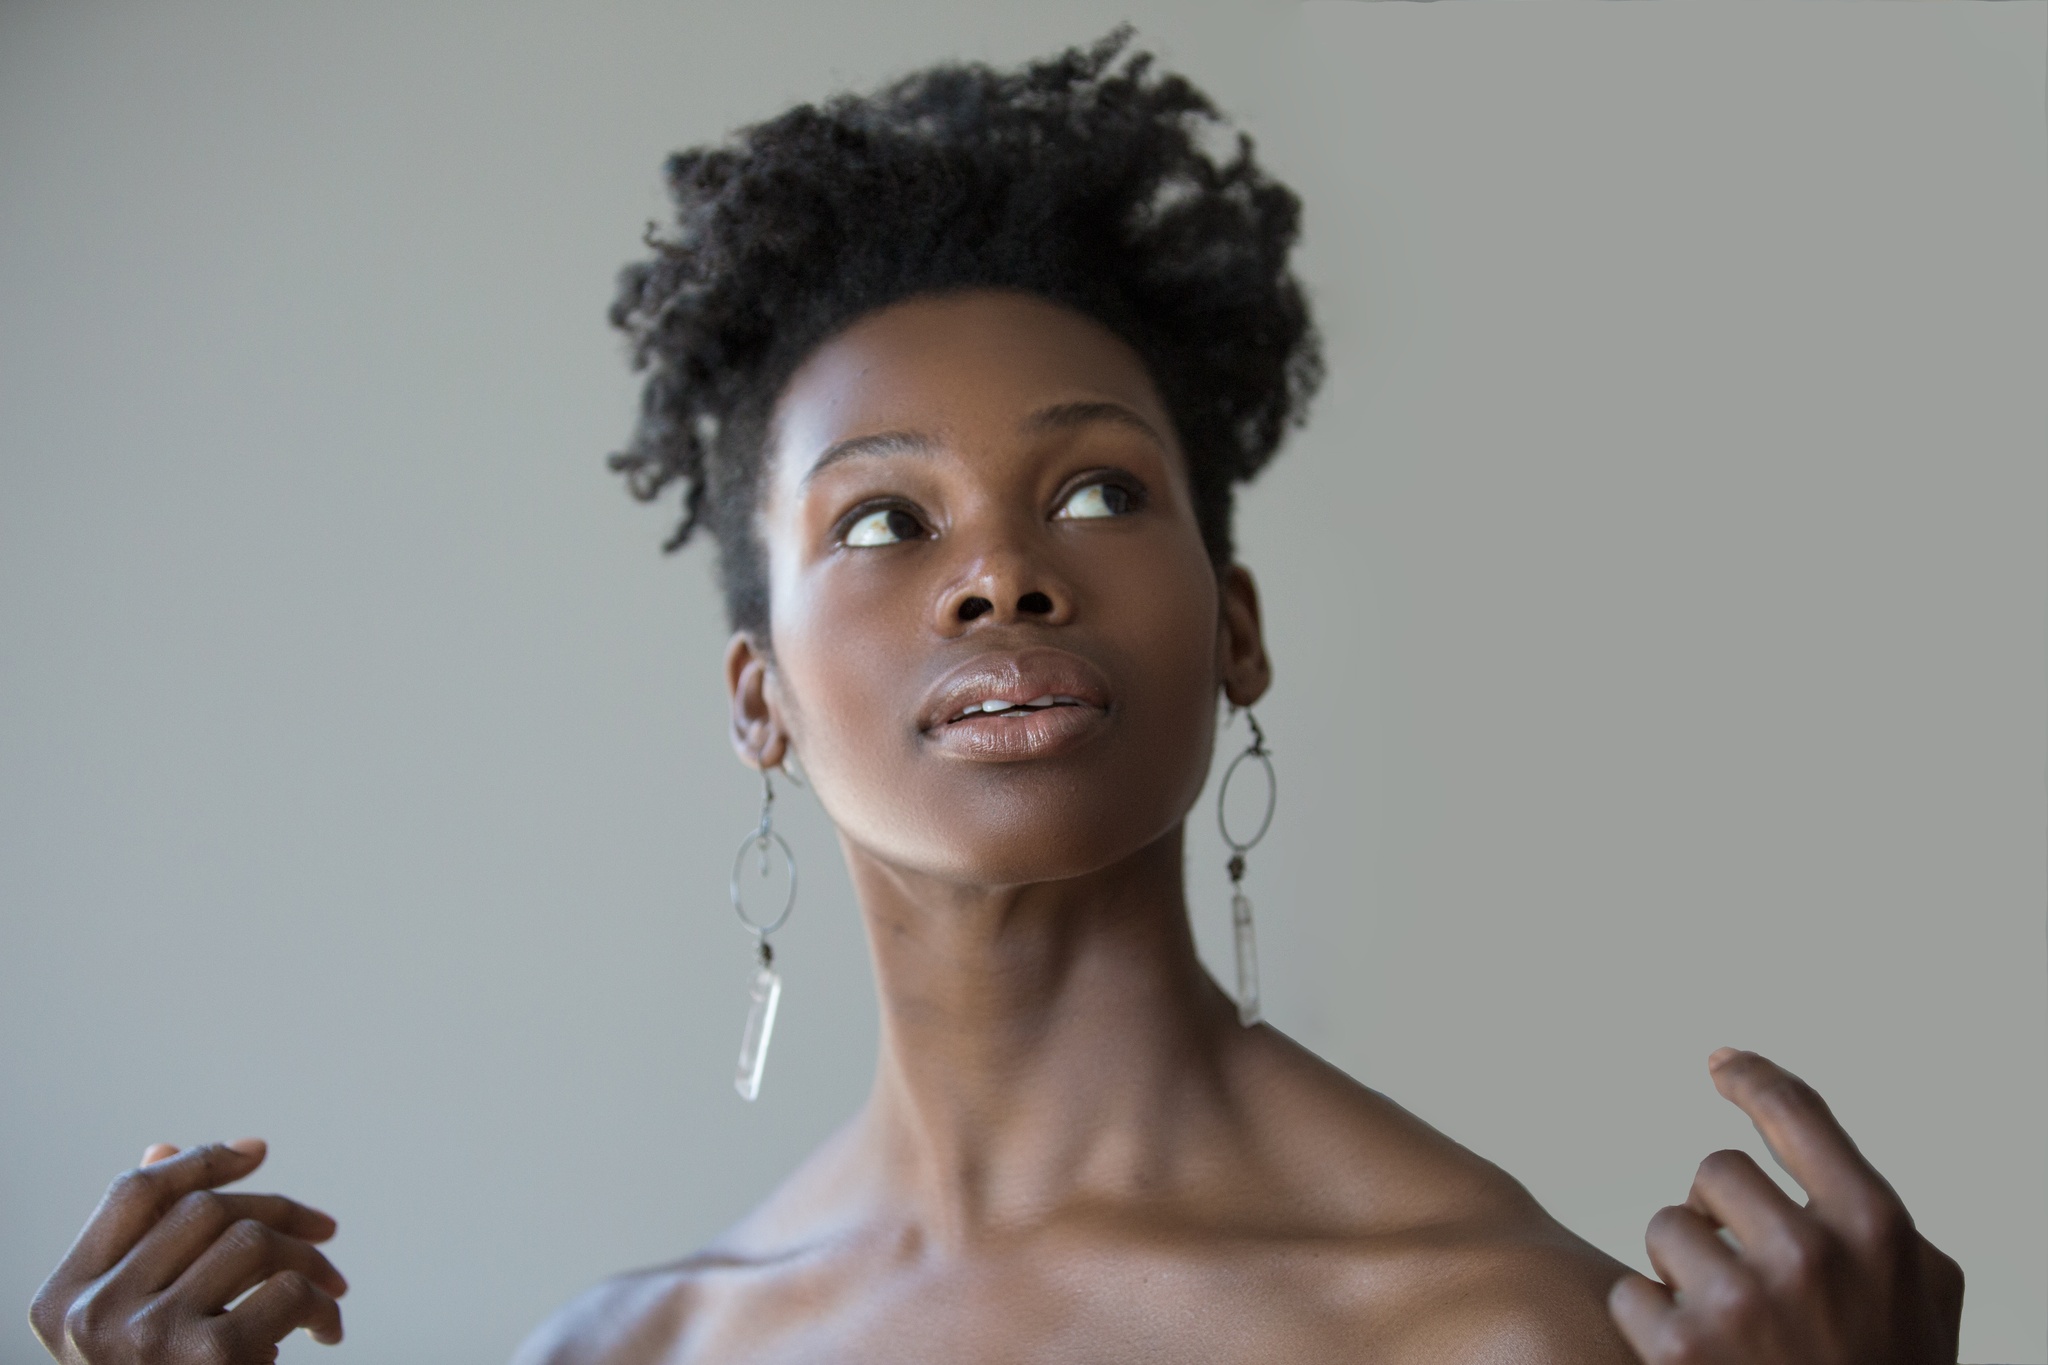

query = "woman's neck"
842;825;1248;1239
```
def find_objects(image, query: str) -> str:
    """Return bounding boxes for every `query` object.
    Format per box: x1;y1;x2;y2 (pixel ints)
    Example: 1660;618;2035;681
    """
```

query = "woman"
30;32;1964;1365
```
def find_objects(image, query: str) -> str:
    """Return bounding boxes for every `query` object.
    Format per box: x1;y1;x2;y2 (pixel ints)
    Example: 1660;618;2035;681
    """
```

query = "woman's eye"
844;506;925;547
1056;481;1135;520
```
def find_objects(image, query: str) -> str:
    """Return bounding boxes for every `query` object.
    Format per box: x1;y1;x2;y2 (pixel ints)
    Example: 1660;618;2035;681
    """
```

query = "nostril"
958;596;993;622
1017;591;1053;615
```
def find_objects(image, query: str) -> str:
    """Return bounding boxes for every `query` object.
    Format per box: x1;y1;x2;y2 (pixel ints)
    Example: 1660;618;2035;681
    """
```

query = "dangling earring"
1217;707;1275;1027
729;767;796;1101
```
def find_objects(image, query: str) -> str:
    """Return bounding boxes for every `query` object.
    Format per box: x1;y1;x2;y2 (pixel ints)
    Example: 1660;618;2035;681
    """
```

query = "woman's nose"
955;589;1055;623
937;548;1072;631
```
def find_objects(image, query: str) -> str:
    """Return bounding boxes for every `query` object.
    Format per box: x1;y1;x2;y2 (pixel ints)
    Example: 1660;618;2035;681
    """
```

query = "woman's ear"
1218;563;1272;708
724;631;789;772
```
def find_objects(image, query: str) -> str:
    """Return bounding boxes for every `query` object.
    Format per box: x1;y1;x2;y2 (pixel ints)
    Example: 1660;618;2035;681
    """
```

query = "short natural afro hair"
607;26;1321;637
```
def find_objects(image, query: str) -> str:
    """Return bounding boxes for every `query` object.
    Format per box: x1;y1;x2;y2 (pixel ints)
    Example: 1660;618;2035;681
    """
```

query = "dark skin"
31;291;1965;1364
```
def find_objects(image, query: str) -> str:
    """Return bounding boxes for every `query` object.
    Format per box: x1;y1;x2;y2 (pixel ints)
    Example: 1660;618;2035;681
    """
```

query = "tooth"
982;699;1009;713
1024;695;1055;708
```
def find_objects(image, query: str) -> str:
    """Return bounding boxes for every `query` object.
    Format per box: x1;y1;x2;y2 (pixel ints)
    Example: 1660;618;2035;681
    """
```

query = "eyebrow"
802;429;938;485
800;400;1167;485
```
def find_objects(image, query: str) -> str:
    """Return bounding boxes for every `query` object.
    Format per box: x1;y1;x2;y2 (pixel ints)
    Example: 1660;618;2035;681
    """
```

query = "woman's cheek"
778;603;916;788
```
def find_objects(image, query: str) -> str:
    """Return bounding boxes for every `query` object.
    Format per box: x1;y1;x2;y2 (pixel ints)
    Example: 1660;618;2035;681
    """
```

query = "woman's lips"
944;693;1087;723
929;701;1108;761
918;649;1112;762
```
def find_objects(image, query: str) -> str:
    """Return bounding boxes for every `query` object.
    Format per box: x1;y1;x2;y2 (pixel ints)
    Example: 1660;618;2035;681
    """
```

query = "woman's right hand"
28;1140;347;1364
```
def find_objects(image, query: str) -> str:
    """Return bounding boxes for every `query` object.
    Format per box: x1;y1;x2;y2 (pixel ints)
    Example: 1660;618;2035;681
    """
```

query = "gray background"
2;2;2041;1361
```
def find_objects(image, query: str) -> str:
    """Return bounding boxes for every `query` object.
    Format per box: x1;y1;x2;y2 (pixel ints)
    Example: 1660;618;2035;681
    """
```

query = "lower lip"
925;704;1108;762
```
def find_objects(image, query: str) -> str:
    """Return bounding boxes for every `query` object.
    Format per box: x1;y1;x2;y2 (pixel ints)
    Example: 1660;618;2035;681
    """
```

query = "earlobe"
724;632;789;771
1218;564;1272;709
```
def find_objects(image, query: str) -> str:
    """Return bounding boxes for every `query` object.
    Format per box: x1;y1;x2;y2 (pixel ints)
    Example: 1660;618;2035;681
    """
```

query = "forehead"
767;290;1176;478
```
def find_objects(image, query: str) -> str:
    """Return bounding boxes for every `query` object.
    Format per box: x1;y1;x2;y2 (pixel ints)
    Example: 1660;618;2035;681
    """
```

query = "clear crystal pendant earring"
1217;707;1275;1027
730;768;796;1101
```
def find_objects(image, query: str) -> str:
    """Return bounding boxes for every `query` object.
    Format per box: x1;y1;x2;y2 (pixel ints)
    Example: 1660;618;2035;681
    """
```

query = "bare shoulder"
1232;1027;1638;1362
505;1119;870;1365
1297;1171;1639;1364
1340;1223;1639;1365
507;1261;704;1365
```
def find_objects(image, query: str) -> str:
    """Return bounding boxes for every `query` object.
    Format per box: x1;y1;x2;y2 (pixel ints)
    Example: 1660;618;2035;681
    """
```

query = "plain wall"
2;3;2041;1361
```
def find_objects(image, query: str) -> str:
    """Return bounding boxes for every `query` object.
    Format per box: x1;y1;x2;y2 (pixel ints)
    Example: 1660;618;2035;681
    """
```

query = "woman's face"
729;289;1269;886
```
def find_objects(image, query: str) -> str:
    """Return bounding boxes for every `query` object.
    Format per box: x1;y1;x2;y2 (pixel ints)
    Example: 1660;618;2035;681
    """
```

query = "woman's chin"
843;804;1185;892
805;742;1208;892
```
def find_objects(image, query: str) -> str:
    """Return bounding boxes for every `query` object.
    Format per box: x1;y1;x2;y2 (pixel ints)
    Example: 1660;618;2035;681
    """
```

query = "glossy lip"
918;648;1113;763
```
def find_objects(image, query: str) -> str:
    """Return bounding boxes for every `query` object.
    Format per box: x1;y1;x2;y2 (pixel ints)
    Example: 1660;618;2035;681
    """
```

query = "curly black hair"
608;27;1321;637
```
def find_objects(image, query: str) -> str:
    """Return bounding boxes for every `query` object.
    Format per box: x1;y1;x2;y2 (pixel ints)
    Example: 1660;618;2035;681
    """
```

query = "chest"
662;1237;1407;1365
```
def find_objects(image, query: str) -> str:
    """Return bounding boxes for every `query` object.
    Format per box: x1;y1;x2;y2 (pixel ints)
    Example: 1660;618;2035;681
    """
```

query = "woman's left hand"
1607;1049;1964;1365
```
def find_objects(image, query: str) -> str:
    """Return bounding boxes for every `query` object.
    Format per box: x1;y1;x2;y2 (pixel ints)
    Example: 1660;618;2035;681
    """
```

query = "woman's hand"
1608;1049;1964;1364
29;1140;347;1365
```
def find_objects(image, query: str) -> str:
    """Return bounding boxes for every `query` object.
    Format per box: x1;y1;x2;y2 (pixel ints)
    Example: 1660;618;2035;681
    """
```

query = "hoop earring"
730;767;796;1101
1217;707;1275;1027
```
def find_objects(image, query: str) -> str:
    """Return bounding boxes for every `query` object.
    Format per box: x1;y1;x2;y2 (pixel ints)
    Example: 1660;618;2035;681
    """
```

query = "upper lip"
917;648;1113;733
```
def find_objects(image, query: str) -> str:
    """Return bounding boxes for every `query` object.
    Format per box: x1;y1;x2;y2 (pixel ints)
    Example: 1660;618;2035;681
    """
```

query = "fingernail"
226;1137;266;1156
1708;1047;1738;1070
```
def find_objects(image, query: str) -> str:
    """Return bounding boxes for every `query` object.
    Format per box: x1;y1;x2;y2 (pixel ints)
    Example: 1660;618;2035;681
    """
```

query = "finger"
1708;1049;1908;1244
108;1189;341;1296
141;1144;180;1166
221;1269;344;1350
167;1217;348;1313
1916;1236;1966;1365
50;1140;268;1286
1687;1147;1826;1280
1607;1271;1679;1360
1921;1236;1966;1339
1644;1203;1745;1299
